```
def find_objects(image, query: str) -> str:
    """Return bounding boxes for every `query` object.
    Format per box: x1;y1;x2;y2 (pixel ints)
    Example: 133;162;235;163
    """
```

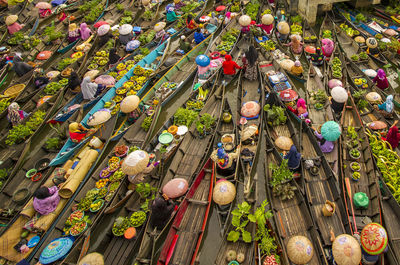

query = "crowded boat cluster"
0;0;400;264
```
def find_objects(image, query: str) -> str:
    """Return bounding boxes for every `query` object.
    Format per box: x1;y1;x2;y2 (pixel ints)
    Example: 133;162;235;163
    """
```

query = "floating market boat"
264;114;327;265
296;116;347;256
0;114;117;263
339;94;384;248
306;64;340;177
238;59;264;200
156;158;214;265
212;97;239;236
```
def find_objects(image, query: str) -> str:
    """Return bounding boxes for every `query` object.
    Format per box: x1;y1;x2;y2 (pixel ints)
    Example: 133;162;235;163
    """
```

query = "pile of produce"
339;23;360;37
58;58;78;71
230;1;240;12
112;210;147;236
0;98;10;113
141;116;153;132
244;0;260;20
138;30;156;45
260;40;276;51
43;24;65;43
174;107;199;127
322;30;332;39
366;129;400;203
143;10;154;20
44;79;68;95
217;28;239;52
263;104;287;126
330;57;342;79
7;32;41;50
187;100;204;110
6;110;46;145
290;15;303;34
120;10;134;25
88;50;109;70
63;210;89;236
353;78;368;89
180;1;201;13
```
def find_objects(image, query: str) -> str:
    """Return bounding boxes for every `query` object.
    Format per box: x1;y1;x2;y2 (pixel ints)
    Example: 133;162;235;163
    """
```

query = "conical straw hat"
332;234;361;265
87;109;111;126
275;136;293;151
120;95;140;113
213;180;236;205
78;252;104;265
121;150;149;175
287;235;314;264
6;15;18;26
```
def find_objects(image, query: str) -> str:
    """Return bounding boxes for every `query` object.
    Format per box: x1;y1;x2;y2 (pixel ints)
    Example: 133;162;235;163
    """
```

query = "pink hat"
226;12;231;19
294;60;301;67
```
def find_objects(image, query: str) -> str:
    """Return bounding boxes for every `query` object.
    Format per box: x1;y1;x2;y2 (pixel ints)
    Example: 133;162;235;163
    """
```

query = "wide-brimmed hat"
35;2;52;9
69;23;77;31
97;24;110;36
6;15;18;26
119;24;133;35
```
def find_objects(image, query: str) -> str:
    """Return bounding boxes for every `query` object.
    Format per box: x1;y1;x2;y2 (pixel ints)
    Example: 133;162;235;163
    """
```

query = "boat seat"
187;198;208;205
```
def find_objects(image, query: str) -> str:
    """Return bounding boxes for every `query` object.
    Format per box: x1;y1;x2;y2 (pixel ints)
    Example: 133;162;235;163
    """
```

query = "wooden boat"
374;7;400;25
156;158;214;265
264;127;327;264
212;97;239;236
238;57;264;200
296;116;347;257
0;111;80;232
306;64;340;177
339;94;383;243
49;40;170;166
0;114;117;263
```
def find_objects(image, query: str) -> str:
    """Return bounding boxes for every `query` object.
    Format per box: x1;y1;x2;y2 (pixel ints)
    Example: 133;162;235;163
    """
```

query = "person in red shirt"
222;54;241;76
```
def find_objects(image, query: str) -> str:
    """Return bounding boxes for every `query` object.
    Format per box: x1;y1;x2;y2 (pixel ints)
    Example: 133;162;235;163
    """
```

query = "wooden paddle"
345;177;358;234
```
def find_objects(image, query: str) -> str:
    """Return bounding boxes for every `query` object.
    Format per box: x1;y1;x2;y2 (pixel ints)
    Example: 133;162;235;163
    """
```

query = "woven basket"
3;84;25;98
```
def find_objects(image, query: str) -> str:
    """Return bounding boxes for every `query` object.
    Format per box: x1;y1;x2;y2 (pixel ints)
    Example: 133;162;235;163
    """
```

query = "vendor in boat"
276;21;289;42
81;77;107;100
310;47;323;66
256;14;274;35
385;120;400;149
166;5;180;22
97;24;113;47
211;143;238;176
6;15;24;35
80;23;92;41
196;55;212;80
34;70;49;90
194;28;207;44
285;35;303;55
222;54;242;77
275;10;285;22
242;45;258;81
154;22;169;42
186;14;198;30
69;122;89;143
10;55;33;77
290;60;303;76
373;69;389;90
224;12;232;25
179;35;192;53
312;127;335;153
366;37;380;58
119;24;134;45
7;102;28;127
375;95;394;118
209;12;219;27
108;48;121;66
329;87;348;115
67;71;81;93
68;23;81;43
287;98;308;119
284;144;301;171
321;38;334;58
150;195;175;229
38;5;52;18
23;186;61;232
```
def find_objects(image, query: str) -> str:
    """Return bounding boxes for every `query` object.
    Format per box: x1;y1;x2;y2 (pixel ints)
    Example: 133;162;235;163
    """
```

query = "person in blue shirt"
194;28;207;44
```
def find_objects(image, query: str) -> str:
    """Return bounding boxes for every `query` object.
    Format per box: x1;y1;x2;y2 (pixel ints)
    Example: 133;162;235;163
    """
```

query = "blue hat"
196;54;210;67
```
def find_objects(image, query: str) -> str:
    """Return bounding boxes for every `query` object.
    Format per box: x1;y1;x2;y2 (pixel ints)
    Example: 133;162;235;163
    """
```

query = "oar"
345;177;358;234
